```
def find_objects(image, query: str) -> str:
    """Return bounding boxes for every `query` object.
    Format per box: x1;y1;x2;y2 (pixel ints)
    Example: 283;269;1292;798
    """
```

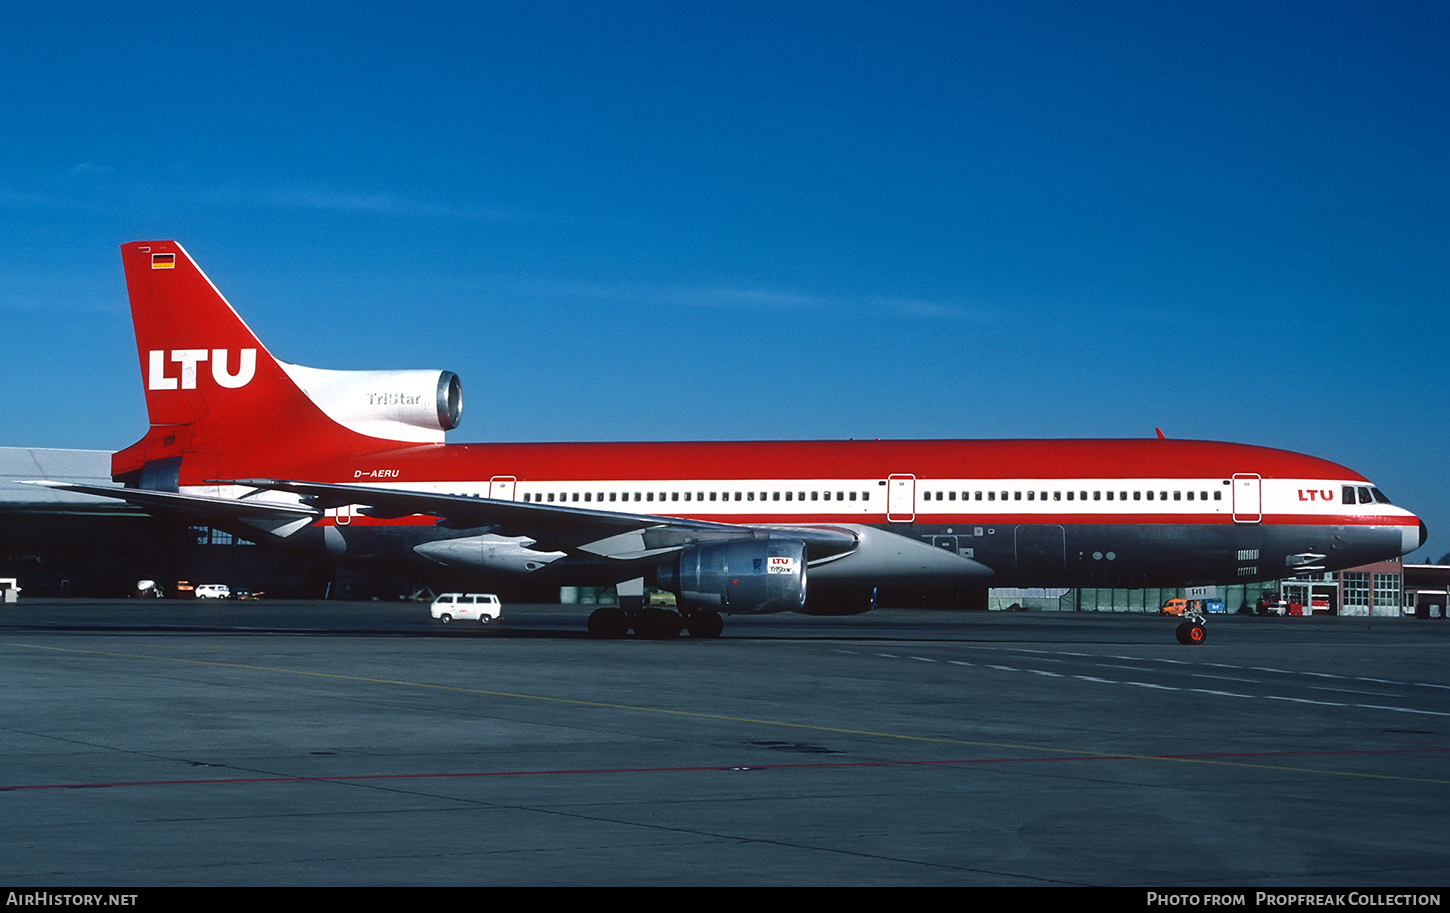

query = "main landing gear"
586;606;724;639
1174;612;1208;645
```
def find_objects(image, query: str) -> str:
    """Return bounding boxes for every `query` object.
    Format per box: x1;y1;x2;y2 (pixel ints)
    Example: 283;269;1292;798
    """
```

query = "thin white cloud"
478;275;994;322
66;162;115;177
0;167;551;225
664;285;833;311
198;184;547;223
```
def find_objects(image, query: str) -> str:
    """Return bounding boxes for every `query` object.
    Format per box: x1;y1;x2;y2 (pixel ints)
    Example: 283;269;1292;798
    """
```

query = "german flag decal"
151;252;176;269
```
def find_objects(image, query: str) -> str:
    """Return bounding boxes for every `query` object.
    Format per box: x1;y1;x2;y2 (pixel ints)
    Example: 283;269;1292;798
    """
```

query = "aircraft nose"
1401;518;1428;558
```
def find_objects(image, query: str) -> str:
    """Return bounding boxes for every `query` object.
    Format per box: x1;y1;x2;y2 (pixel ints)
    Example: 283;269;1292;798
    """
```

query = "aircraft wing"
20;481;322;538
228;478;860;561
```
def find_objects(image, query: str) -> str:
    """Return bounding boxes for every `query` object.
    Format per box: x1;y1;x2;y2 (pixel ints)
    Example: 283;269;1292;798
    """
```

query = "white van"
431;593;502;625
195;584;231;599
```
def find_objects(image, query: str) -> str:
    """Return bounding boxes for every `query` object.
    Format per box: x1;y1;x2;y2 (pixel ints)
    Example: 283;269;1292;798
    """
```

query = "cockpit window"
1370;487;1391;504
1343;485;1356;505
1358;486;1373;504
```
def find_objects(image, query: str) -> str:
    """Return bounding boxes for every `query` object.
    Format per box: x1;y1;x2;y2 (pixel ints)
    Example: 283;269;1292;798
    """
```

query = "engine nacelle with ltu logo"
280;362;462;443
656;539;808;615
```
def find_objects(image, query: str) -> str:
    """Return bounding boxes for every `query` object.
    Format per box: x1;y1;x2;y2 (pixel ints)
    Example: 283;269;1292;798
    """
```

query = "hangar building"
0;447;328;597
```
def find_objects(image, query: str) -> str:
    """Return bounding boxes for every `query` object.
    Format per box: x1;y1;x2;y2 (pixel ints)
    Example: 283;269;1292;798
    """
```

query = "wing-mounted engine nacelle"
657;539;807;615
279;362;462;443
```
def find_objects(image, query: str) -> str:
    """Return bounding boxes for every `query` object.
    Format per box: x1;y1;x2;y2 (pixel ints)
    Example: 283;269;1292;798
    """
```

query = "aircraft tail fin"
113;241;366;488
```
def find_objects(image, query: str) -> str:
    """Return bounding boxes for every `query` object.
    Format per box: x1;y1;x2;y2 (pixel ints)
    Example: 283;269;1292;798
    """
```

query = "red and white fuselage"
81;241;1423;618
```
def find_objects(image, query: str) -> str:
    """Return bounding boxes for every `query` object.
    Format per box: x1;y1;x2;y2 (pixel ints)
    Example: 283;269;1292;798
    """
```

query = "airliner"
38;241;1427;643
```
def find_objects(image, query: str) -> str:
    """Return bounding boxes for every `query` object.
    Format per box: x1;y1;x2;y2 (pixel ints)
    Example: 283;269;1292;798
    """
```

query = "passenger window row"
921;489;1224;503
520;489;872;505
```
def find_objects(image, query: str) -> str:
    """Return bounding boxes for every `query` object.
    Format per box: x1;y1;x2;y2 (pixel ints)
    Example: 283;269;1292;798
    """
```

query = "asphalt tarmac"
1;600;1447;886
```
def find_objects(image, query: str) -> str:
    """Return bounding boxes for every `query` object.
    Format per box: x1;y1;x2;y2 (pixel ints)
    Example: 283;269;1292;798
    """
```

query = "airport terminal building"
2;446;1443;614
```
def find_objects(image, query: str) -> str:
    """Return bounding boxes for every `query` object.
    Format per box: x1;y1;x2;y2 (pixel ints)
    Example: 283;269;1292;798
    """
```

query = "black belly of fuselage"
875;520;1401;588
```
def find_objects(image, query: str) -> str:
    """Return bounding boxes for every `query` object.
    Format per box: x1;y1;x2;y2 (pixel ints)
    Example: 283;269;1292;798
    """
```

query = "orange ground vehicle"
1161;597;1225;616
1161;598;1191;616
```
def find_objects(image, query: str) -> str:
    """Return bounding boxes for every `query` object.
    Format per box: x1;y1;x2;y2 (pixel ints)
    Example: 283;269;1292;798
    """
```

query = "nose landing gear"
1174;612;1208;645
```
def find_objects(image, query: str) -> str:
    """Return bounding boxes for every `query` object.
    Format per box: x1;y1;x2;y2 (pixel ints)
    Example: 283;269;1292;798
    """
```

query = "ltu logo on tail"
147;349;257;390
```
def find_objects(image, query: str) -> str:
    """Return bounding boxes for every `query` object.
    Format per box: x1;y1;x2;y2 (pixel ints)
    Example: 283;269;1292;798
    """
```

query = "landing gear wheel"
685;611;724;639
587;606;629;638
1175;621;1207;645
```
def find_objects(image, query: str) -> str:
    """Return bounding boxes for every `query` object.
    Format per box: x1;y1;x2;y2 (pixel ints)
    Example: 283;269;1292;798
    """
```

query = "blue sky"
1;1;1445;560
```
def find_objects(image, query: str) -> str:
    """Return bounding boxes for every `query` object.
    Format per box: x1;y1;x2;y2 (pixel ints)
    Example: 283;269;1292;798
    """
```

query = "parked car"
430;593;502;625
1256;593;1294;616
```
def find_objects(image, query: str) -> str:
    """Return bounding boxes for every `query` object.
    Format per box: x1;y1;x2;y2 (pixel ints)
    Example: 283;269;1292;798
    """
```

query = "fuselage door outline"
887;474;916;523
489;476;517;501
1232;473;1262;524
